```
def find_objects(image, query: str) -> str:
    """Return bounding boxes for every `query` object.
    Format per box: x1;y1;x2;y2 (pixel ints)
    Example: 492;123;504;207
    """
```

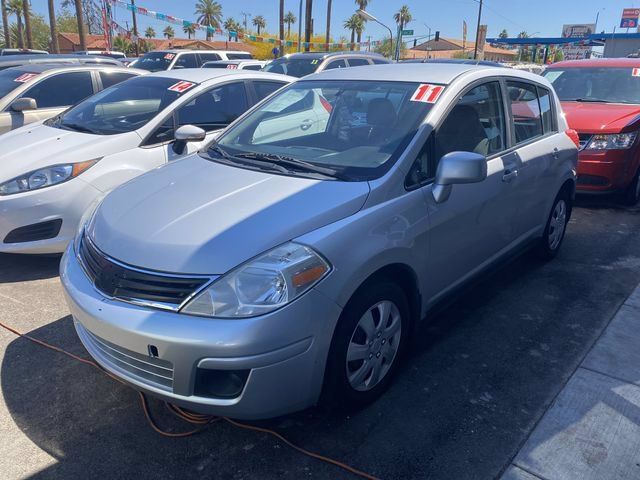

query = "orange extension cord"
0;320;380;480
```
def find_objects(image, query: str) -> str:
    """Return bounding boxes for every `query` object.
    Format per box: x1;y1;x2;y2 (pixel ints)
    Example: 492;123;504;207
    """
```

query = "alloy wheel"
548;199;567;250
346;300;402;392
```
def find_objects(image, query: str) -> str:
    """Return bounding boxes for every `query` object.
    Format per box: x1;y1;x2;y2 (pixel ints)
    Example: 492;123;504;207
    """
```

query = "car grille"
578;133;593;151
76;322;174;390
78;233;210;311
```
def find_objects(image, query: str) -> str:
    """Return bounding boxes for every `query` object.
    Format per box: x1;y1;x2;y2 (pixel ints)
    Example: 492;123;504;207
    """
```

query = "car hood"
0;123;140;182
88;155;370;274
561;101;640;134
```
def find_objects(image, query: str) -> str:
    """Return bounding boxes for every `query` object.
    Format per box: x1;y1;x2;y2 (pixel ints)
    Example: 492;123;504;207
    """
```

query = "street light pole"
356;9;394;59
473;0;483;59
298;0;303;52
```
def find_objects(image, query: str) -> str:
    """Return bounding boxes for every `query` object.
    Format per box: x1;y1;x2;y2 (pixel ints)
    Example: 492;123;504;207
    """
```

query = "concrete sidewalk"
502;284;640;480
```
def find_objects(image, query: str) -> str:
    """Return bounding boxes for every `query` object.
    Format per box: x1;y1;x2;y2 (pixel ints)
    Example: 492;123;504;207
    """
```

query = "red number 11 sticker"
411;84;445;103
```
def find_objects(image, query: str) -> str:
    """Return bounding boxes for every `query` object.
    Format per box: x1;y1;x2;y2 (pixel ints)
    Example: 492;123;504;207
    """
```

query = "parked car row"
1;53;636;420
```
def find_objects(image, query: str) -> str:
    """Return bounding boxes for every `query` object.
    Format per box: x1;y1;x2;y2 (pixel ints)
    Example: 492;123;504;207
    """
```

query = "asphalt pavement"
1;197;640;480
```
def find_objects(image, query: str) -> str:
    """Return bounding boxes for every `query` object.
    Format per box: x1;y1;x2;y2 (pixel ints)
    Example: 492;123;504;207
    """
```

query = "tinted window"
132;51;175;72
199;53;222;63
254;81;286;101
263;57;321;77
0;68;40;99
537;87;555;134
324;59;347;70
176;81;247;130
372;58;389;65
174;53;199;69
99;71;137;89
23;71;94;108
213;80;433;181
48;76;195;135
507;81;543;144
243;64;262;71
227;53;253;60
544;67;640;104
202;62;228;69
348;58;370;67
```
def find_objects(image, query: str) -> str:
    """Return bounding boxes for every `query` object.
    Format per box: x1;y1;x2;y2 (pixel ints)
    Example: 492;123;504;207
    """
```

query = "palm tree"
163;26;175;39
344;14;362;51
195;0;222;41
47;0;59;53
325;0;332;51
145;26;155;39
304;0;313;51
354;0;370;43
183;23;196;39
21;0;31;48
1;0;9;48
284;11;296;38
223;17;239;41
113;36;132;54
252;15;266;35
394;5;412;31
7;0;23;49
279;0;284;54
74;0;86;50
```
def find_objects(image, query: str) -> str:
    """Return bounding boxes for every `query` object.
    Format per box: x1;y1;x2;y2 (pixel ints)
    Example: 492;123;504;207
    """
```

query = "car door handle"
503;169;518;183
552;148;560;160
300;119;313;131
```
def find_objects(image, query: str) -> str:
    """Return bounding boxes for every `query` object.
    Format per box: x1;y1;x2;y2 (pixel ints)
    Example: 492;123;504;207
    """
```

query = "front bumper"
60;245;342;419
576;148;638;193
0;178;101;254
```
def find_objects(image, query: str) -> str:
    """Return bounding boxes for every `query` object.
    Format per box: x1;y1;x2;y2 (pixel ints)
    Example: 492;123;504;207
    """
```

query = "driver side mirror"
11;97;37;112
172;124;206;155
432;151;487;203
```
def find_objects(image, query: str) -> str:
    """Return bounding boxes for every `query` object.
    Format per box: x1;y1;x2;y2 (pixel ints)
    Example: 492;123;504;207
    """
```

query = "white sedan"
0;69;293;254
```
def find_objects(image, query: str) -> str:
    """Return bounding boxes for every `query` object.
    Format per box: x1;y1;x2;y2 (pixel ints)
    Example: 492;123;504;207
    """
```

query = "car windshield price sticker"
411;84;445;103
226;64;238;69
633;68;640;77
168;81;196;93
164;53;175;60
14;73;38;83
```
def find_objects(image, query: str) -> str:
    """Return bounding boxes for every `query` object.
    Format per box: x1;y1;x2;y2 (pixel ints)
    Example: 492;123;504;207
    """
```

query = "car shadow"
0;253;61;284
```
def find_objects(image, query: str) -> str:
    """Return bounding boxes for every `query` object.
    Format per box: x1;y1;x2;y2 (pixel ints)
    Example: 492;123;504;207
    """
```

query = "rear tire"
623;168;640;206
321;281;411;411
538;189;571;260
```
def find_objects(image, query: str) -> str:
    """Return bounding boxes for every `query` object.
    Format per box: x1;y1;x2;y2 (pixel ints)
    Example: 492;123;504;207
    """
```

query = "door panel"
0;107;64;133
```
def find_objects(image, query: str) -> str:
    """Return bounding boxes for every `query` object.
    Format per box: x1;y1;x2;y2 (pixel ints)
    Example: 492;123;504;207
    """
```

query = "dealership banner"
621;8;640;28
107;0;381;49
560;23;595;60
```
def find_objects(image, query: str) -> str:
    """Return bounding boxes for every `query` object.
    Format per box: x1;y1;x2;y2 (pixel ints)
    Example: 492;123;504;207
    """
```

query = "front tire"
623;168;640;206
321;281;411;411
538;189;571;260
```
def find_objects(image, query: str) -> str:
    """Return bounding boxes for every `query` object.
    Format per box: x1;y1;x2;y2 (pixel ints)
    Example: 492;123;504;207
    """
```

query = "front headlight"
181;242;331;318
0;159;100;196
586;132;638;150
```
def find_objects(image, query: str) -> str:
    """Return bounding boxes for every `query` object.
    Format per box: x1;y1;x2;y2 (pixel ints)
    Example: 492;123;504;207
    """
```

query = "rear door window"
253;81;287;101
174;53;199;69
348;58;370;67
506;81;543;144
324;59;347;70
99;71;137;89
537;86;556;134
199;53;222;63
175;81;248;131
22;71;94;108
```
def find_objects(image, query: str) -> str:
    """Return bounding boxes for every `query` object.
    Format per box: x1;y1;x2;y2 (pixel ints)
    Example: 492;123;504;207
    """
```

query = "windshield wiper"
570;98;612;103
207;145;289;174
59;122;97;134
234;152;346;180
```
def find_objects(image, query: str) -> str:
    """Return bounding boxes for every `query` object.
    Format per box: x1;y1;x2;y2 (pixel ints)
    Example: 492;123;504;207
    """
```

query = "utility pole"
241;12;251;32
473;0;483;59
297;0;302;52
304;0;312;52
130;0;139;55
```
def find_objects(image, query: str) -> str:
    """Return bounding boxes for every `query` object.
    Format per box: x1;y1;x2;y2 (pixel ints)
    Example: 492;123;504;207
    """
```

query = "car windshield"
544;67;640;104
132;52;176;72
209;80;433;181
263;57;321;77
0;68;39;98
47;76;197;135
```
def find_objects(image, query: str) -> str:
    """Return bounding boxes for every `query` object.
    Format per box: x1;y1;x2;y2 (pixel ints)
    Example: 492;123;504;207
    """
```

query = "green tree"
73;0;86;49
284;11;296;37
553;48;564;63
183;23;196;39
22;0;32;48
112;35;132;54
141;40;154;52
223;17;239;41
7;0;23;48
394;5;412;30
252;15;266;35
354;0;370;42
1;0;10;48
163;25;175;39
499;29;508;39
343;14;363;50
374;37;406;59
144;26;155;39
56;9;78;33
8;13;55;50
195;0;222;41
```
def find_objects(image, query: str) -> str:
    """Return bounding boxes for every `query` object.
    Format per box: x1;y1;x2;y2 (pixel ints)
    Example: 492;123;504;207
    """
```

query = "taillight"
566;129;580;149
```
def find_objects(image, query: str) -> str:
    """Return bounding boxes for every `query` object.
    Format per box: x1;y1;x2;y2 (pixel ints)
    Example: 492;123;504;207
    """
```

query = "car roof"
403;58;505;67
280;51;386;60
152;49;251;54
549;58;640;68
145;68;292;83
0;54;122;65
305;62;508;84
3;62;130;73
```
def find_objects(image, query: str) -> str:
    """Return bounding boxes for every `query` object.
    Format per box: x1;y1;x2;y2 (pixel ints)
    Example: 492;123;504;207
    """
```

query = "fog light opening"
194;369;250;399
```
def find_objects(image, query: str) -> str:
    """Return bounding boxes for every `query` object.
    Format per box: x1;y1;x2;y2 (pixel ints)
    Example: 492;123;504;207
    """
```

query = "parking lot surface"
1;199;640;480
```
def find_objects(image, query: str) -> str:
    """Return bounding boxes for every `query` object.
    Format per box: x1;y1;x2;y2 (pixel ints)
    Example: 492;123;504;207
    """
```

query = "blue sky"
27;0;640;43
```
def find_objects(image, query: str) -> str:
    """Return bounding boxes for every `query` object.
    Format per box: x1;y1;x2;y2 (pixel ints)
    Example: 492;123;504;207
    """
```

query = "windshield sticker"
311;59;319;64
164;53;176;60
226;64;239;69
14;73;38;83
633;68;640;77
168;81;196;93
410;84;445;104
544;71;563;83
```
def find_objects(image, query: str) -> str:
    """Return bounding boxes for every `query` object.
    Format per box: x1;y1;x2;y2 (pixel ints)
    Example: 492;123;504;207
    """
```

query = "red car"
544;58;640;204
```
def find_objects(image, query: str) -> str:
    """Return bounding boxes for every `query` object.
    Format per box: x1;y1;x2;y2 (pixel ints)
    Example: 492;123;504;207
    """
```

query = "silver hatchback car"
61;64;578;419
